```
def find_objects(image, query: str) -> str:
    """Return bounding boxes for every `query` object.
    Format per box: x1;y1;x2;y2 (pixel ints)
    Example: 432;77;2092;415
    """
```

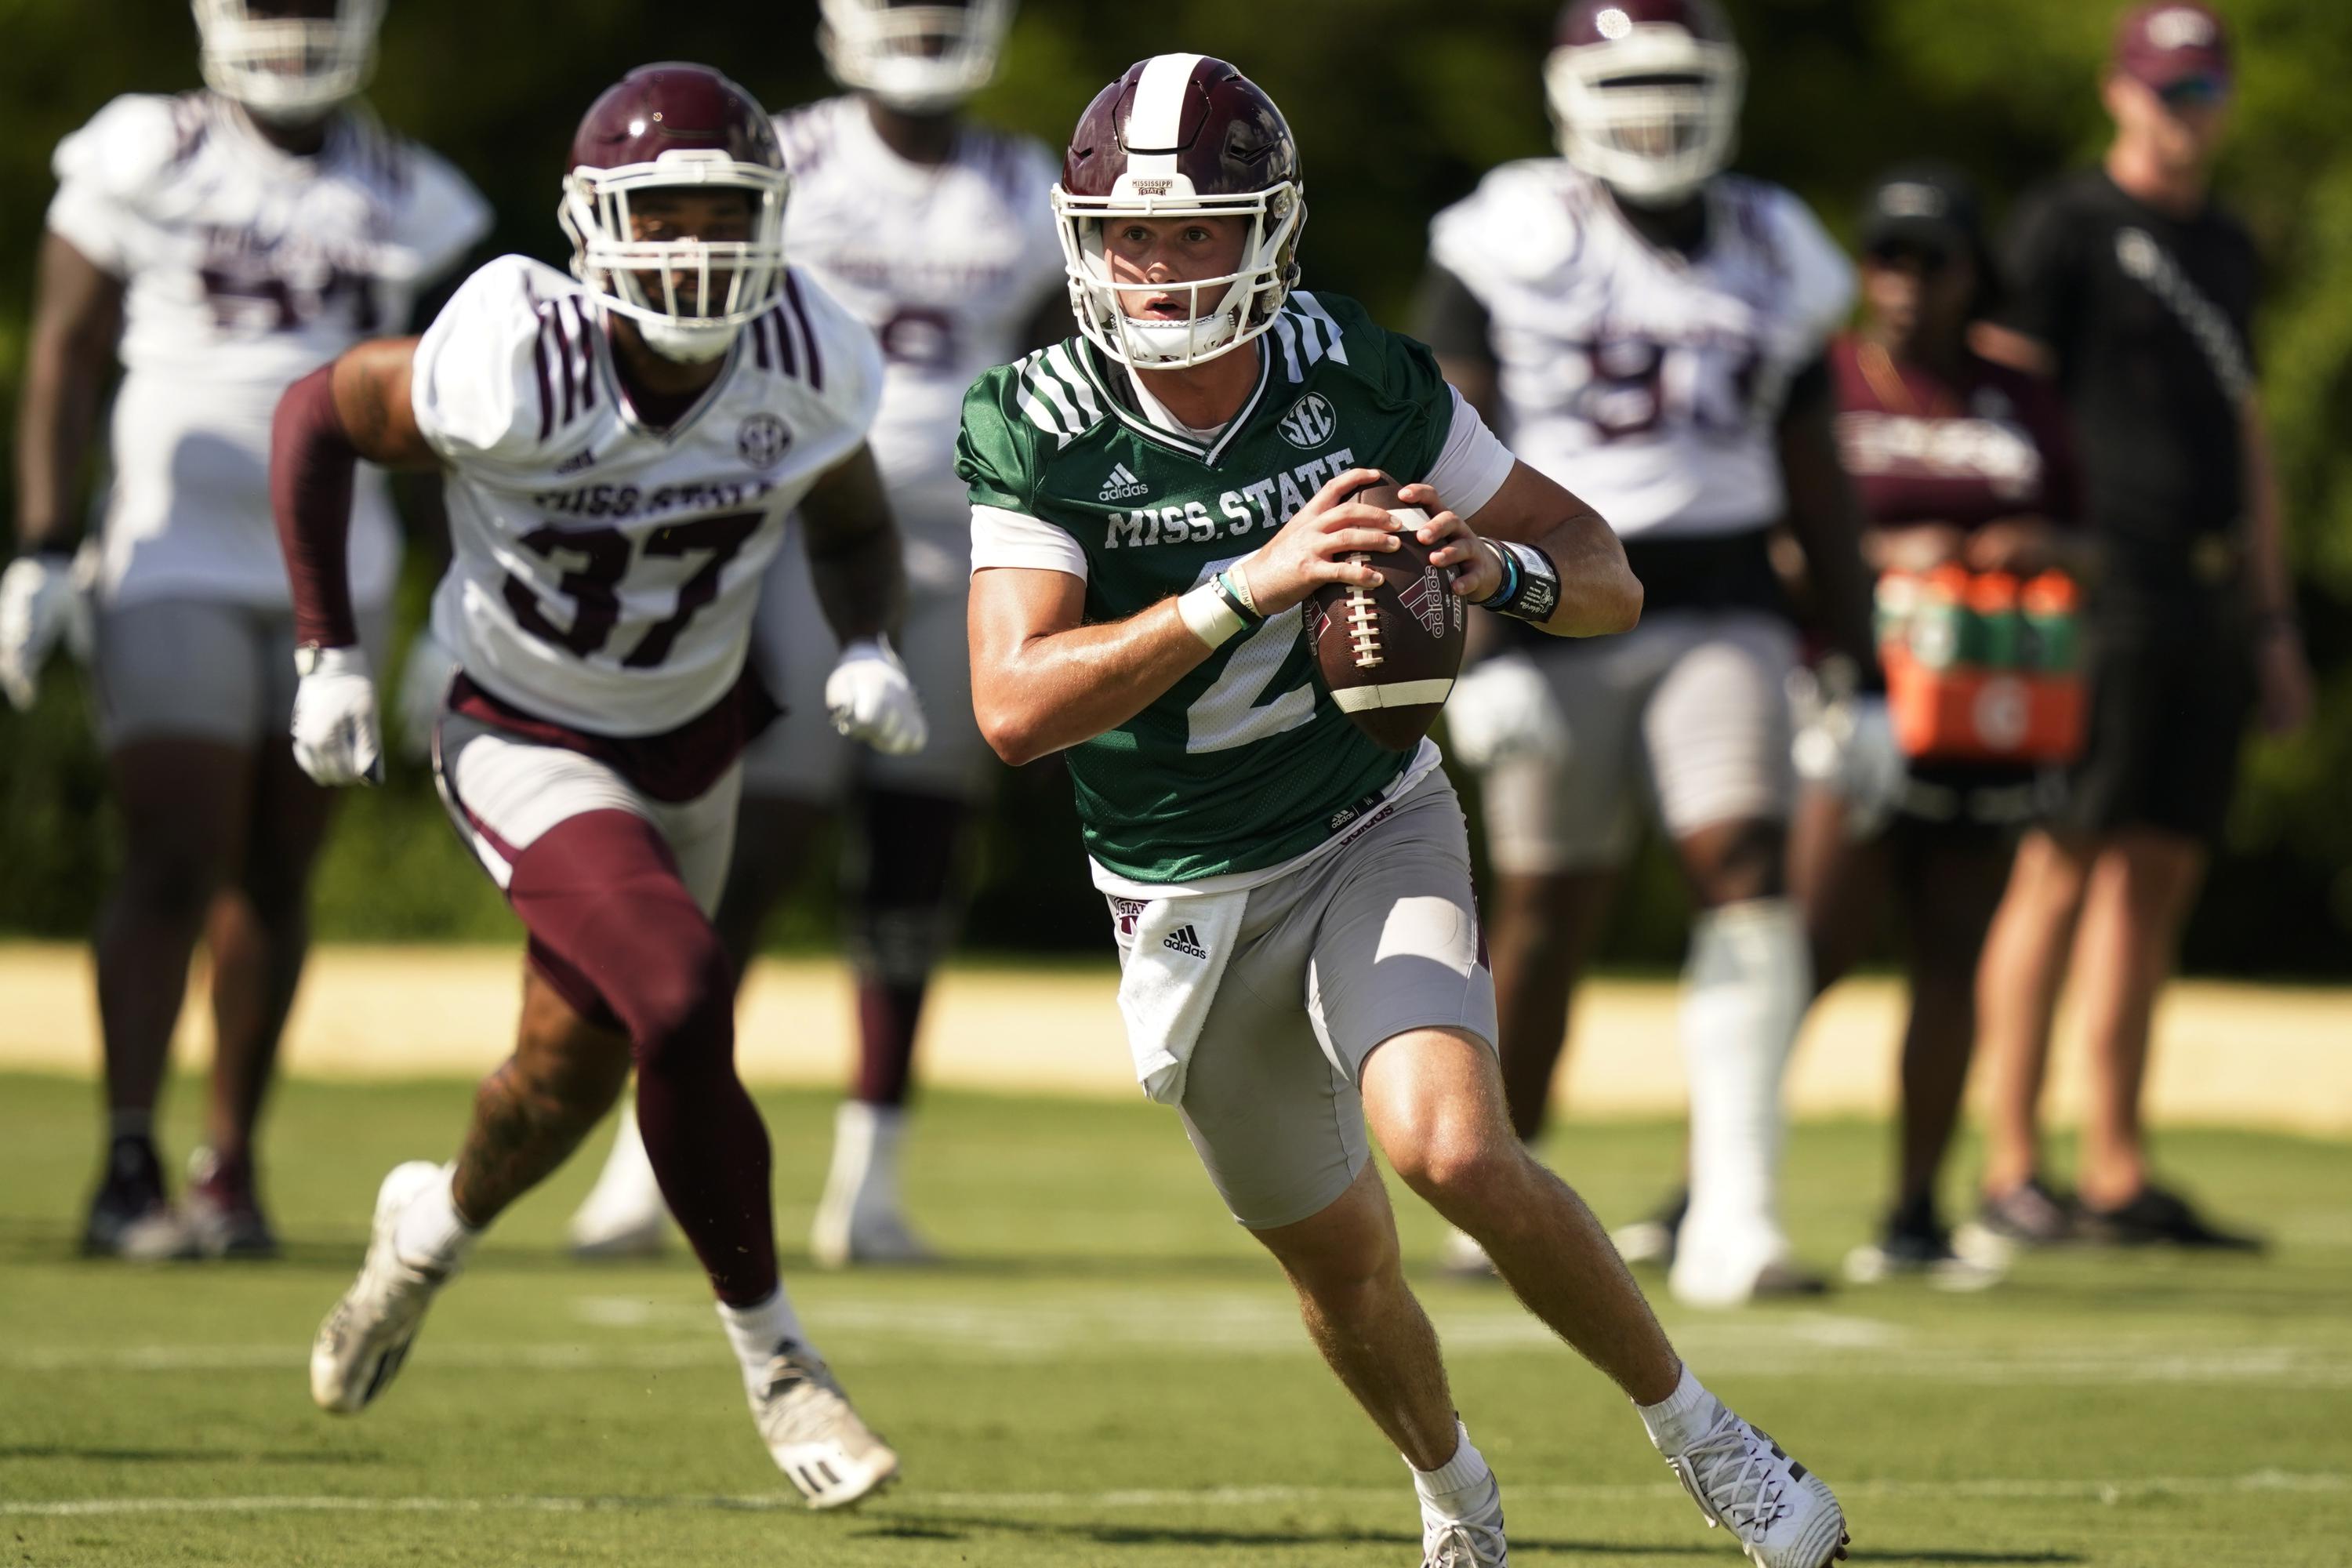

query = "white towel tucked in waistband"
1106;888;1247;1105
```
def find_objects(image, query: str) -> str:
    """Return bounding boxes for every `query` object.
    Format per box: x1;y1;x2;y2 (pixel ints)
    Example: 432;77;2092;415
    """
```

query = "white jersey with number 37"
411;255;883;736
1429;162;1853;540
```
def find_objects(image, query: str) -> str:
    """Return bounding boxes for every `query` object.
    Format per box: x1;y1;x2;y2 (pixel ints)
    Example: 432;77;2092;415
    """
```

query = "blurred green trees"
2;0;2348;971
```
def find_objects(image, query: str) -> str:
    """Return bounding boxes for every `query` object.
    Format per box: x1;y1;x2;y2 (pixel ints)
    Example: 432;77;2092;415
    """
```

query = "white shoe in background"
1437;1226;1496;1279
810;1102;938;1269
568;1109;670;1259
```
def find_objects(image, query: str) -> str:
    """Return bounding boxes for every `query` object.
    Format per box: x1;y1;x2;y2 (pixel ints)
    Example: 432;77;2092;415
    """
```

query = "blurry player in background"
1421;0;1878;1305
1795;165;2087;1287
0;0;487;1258
961;53;1847;1567
568;0;1065;1266
275;64;910;1507
1967;2;2307;1253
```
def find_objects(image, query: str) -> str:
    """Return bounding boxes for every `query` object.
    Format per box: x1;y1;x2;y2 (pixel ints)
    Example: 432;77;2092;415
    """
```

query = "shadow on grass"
879;1512;1704;1556
1849;1554;2085;1565
0;1444;384;1465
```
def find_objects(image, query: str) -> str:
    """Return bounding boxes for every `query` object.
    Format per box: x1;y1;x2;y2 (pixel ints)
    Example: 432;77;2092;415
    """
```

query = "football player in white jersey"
568;0;1068;1267
1;0;488;1259
273;64;913;1508
1423;0;1882;1306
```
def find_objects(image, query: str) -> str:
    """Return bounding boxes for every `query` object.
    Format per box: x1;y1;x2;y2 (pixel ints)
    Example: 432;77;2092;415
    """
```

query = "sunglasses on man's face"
2157;74;2230;111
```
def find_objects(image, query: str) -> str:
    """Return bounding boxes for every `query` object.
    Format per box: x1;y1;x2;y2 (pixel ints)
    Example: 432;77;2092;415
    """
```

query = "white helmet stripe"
1127;53;1204;151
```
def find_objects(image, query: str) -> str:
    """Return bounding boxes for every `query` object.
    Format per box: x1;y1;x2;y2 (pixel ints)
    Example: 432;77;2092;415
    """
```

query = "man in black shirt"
1968;2;2311;1251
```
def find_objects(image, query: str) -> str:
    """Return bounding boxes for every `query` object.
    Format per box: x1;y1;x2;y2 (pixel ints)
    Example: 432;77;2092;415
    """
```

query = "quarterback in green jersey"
957;53;1849;1568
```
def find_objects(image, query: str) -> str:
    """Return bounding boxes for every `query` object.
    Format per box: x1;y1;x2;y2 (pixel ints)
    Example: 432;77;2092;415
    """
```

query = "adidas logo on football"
1098;463;1149;502
1162;923;1208;959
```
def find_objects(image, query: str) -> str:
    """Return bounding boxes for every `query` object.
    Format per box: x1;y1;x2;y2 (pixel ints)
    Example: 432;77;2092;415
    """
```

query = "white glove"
394;631;459;762
0;552;92;711
290;644;384;786
1792;671;1906;840
825;635;927;757
1441;651;1570;771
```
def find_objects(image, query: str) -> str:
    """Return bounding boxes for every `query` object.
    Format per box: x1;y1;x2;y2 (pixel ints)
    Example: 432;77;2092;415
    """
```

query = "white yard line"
2;1471;2343;1519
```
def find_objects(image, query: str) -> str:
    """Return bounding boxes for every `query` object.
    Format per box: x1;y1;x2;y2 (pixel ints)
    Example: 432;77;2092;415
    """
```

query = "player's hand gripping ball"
1305;472;1469;752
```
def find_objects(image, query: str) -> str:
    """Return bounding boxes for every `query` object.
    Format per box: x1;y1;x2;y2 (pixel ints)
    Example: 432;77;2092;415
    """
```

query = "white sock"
1406;1421;1495;1519
825;1101;906;1219
1635;1364;1726;1457
1678;898;1810;1255
716;1287;811;1396
391;1166;479;1275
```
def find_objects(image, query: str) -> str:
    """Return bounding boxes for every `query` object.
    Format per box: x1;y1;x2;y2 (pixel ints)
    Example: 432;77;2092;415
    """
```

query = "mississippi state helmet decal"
1546;0;1745;207
1050;53;1305;369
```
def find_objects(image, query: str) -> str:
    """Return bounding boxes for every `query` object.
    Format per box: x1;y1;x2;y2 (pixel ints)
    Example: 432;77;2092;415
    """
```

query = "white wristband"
1177;581;1247;649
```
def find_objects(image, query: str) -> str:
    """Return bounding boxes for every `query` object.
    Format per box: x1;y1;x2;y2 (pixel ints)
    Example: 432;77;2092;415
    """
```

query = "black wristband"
1210;570;1263;630
1483;540;1561;624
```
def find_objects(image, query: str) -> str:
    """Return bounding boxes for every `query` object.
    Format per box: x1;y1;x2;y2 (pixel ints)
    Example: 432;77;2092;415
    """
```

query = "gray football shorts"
739;532;993;804
1480;608;1799;874
1126;771;1499;1231
93;597;389;752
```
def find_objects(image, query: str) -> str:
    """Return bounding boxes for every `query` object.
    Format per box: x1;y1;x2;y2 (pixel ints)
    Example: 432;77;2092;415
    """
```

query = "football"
1305;472;1468;751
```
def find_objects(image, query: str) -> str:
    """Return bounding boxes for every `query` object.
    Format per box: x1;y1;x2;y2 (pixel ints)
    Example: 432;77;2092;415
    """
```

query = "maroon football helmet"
1545;0;1744;206
559;63;791;362
1050;53;1304;368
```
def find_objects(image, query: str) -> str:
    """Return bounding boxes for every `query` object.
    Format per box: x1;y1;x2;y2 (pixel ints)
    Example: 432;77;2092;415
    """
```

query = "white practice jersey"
1428;161;1853;540
775;96;1062;561
46;92;489;608
412;256;884;737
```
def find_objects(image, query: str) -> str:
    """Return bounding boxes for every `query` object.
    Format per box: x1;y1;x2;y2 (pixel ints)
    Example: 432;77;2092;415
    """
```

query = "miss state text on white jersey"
774;96;1062;534
410;256;884;737
1428;162;1853;540
46;92;489;608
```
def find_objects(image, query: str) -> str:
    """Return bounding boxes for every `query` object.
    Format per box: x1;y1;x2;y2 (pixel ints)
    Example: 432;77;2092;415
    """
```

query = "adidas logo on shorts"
1098;463;1149;502
1162;924;1209;959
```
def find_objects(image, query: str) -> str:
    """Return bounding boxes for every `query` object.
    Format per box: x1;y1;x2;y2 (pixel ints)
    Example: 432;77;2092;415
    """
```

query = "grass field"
2;1073;2347;1566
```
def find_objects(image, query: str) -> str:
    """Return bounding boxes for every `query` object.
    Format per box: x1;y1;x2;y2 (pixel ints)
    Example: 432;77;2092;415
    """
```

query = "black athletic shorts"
2057;577;2253;844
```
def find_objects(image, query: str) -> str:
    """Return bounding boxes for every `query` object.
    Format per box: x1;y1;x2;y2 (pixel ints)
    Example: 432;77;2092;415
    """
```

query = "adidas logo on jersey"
554;445;599;475
1162;924;1209;960
1098;463;1149;502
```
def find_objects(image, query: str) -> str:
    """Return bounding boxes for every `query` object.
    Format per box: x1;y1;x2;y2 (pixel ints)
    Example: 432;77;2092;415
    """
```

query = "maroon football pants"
509;809;777;1306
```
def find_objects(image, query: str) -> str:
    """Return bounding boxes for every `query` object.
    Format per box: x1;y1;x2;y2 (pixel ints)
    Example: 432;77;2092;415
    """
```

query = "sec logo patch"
1277;392;1337;451
738;413;792;470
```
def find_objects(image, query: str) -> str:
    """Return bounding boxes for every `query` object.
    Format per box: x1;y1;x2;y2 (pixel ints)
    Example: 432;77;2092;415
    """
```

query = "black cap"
1857;162;1985;259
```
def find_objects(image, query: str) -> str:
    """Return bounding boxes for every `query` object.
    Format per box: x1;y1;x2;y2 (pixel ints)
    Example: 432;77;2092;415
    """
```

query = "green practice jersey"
956;292;1462;885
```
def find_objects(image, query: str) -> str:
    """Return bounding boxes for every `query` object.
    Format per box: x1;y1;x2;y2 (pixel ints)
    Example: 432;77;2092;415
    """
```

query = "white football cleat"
748;1341;900;1508
1663;1406;1848;1568
1420;1472;1509;1566
310;1162;456;1414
